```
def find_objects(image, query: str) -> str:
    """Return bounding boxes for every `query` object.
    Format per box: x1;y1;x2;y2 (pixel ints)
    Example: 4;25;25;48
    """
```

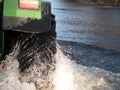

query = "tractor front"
0;0;56;72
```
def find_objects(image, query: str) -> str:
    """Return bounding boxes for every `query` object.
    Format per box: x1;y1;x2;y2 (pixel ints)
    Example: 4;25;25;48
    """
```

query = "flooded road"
0;0;120;90
52;0;120;90
0;44;120;90
51;0;120;51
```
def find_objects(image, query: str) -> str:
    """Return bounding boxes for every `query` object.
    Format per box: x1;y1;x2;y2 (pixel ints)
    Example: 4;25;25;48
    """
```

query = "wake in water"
0;44;120;90
54;46;120;90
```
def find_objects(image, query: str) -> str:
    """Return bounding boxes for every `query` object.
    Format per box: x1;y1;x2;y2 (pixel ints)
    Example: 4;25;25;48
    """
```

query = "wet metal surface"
51;0;120;51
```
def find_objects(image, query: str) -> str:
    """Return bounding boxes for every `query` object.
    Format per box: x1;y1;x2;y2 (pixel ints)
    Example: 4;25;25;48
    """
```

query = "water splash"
0;43;55;90
0;44;36;90
0;44;120;90
53;45;120;90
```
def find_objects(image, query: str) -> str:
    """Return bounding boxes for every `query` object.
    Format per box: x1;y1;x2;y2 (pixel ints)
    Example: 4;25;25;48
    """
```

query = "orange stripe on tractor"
19;4;39;10
19;0;39;10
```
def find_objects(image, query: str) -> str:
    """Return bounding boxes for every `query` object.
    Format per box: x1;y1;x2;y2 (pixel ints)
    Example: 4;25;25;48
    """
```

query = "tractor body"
3;0;52;33
0;1;56;89
0;0;56;59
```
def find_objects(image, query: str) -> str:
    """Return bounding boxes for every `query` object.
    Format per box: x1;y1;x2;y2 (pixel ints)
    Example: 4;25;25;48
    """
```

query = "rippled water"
0;0;120;90
51;0;120;51
0;44;120;90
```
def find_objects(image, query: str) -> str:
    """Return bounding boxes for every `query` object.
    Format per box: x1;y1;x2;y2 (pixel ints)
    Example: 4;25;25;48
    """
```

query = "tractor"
0;0;56;73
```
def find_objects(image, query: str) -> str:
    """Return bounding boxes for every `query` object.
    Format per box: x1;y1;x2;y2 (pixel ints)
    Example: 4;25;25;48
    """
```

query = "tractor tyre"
1;14;56;89
17;14;56;72
3;14;56;72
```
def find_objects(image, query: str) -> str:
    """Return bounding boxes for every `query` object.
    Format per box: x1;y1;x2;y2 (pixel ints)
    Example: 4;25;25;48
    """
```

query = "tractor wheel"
3;14;56;71
17;14;56;72
18;14;56;89
1;14;56;89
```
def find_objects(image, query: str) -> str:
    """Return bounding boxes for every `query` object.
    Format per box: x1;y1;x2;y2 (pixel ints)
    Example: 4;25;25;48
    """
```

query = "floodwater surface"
0;0;120;90
51;0;120;51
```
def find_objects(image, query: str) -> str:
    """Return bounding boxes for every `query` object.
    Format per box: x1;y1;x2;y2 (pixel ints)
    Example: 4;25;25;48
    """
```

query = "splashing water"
0;43;55;90
0;44;120;90
53;45;120;90
0;44;36;90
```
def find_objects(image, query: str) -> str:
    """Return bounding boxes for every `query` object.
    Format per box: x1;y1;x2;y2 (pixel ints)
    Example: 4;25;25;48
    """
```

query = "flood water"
0;0;120;90
52;0;120;90
51;0;120;51
0;44;120;90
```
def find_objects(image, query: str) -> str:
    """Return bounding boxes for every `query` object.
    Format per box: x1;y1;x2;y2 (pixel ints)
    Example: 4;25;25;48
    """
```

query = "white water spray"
53;45;120;90
0;45;36;90
0;44;120;90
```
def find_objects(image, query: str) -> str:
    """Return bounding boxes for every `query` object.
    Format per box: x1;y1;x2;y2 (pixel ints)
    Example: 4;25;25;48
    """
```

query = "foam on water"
53;45;120;90
0;44;120;90
0;44;36;90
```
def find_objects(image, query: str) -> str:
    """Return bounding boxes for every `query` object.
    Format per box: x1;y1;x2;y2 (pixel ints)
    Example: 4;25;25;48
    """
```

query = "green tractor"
0;0;56;72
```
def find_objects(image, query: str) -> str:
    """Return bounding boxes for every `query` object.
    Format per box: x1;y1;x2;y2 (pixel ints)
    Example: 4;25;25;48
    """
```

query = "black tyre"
18;14;56;89
3;14;56;71
18;14;56;72
2;14;56;89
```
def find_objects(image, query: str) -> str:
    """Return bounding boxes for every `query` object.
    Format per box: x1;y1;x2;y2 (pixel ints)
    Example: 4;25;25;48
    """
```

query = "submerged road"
0;0;120;90
51;1;120;89
51;0;120;73
51;0;120;51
